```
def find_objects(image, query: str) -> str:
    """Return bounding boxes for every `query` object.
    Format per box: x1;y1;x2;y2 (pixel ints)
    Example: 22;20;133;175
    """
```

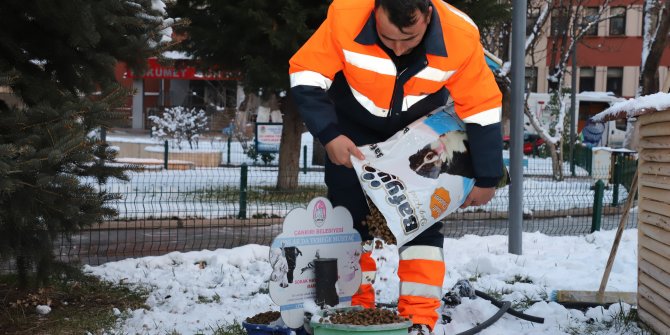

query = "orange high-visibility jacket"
289;0;503;188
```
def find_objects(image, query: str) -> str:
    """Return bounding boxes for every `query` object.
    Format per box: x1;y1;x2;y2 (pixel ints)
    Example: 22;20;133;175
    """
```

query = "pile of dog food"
319;308;409;326
246;311;281;325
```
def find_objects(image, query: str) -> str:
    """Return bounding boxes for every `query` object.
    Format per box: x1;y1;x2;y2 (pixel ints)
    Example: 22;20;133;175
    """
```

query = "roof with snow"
590;92;670;122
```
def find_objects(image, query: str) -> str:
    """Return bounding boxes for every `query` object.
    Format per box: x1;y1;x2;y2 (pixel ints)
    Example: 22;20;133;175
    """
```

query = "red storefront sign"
125;58;241;80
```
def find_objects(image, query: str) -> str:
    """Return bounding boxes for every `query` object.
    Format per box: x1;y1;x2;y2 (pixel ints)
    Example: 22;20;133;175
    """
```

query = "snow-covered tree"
639;0;669;96
149;106;209;150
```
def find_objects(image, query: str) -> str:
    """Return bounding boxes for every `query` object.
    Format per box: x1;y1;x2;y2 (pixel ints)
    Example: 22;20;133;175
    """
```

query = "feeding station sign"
268;197;362;328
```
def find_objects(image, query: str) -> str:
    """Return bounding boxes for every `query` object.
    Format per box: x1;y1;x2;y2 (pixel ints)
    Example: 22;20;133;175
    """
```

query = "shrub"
149;107;209;150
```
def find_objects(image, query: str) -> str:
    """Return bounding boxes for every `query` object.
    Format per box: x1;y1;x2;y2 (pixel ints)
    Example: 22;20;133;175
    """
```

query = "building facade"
525;1;670;97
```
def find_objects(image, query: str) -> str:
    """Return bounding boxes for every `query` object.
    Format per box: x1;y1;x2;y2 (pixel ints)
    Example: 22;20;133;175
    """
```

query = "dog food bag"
351;105;475;246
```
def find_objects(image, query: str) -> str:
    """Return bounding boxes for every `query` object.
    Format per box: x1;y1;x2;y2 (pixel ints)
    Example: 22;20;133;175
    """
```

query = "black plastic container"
314;258;339;307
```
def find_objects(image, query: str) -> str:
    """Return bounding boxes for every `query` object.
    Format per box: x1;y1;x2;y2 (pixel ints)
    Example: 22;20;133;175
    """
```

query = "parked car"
502;132;545;155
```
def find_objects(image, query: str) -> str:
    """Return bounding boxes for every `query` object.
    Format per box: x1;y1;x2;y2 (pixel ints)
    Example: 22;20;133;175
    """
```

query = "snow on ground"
86;229;640;335
82;132;643;334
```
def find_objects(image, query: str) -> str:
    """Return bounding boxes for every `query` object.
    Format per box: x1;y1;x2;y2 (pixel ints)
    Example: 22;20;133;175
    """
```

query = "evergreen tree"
449;0;511;31
0;0;168;286
170;0;327;93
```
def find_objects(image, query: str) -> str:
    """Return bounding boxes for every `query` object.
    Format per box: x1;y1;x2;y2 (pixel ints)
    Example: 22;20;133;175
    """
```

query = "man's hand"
324;135;365;168
460;186;496;208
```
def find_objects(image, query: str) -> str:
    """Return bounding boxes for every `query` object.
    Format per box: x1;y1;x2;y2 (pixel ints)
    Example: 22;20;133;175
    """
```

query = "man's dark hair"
375;0;431;28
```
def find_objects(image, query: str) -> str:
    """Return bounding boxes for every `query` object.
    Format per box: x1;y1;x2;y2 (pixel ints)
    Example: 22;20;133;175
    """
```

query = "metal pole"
591;179;604;232
227;135;232;166
303;145;308;174
164;140;169;170
238;163;248;219
570;24;577;177
509;0;526;255
611;153;621;206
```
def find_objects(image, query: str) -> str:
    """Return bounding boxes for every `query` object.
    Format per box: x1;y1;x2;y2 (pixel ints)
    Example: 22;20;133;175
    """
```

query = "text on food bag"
360;165;418;234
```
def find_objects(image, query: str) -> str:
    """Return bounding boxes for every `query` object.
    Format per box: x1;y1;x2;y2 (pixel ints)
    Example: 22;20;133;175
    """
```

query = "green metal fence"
1;141;640;271
47;153;638;267
573;144;593;176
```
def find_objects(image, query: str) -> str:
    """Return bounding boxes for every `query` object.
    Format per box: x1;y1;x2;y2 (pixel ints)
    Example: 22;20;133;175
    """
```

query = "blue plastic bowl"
242;321;308;335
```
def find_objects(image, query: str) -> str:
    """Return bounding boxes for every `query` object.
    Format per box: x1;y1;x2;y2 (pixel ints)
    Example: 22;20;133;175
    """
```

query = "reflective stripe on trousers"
398;245;445;330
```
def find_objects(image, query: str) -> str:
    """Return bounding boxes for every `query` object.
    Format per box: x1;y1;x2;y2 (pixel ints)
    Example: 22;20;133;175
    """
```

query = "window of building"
609;7;626;36
219;81;239;108
583;7;599;36
606;67;623;96
551;8;569;36
615;118;627;131
525;67;538;92
188;80;206;108
579;67;595;92
186;81;238;109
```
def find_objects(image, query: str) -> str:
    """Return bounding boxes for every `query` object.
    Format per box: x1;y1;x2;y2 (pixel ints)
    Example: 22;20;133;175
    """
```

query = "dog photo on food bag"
408;131;474;179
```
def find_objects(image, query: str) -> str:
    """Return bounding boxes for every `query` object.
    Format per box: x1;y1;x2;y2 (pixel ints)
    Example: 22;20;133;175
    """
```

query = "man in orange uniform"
289;0;502;333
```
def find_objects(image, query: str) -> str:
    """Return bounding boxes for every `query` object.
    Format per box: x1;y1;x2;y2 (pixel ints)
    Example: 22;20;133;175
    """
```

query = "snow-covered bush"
149;106;209;149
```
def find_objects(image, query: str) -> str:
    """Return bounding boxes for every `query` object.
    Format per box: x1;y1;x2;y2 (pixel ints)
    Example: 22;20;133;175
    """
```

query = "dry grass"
0;270;148;335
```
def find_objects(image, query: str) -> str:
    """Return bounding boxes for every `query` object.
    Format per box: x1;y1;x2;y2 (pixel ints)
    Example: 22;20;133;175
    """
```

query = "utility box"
591;147;636;185
591;148;613;183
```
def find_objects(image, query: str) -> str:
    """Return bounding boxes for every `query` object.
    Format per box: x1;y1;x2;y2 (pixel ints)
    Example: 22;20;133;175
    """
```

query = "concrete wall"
109;141;222;168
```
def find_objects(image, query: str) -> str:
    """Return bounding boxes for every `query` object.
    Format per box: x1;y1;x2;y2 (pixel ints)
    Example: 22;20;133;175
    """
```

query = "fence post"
164;140;169;170
238;163;248;219
591;179;604;232
611;153;622;206
227;136;232;166
586;147;592;177
303;145;307;174
570;143;576;177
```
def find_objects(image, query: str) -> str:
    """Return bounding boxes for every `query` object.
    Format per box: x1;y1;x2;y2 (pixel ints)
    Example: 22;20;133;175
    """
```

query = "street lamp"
569;43;577;177
569;19;583;177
